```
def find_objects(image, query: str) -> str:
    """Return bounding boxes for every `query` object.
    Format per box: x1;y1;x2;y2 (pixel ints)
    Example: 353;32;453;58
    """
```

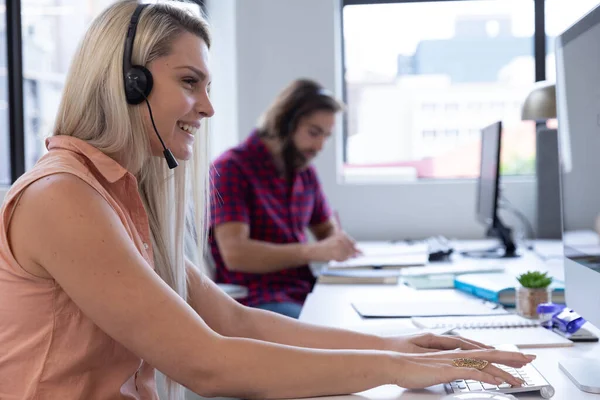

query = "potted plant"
516;271;553;319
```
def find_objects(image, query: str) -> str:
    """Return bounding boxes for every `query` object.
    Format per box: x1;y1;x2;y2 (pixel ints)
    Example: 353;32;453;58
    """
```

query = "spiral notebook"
411;314;573;348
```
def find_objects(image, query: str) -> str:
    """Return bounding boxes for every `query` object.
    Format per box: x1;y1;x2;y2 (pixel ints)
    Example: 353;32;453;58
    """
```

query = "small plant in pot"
516;271;553;319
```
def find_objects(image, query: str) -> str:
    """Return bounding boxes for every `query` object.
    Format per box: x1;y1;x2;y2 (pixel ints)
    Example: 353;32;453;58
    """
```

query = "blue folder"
454;273;564;307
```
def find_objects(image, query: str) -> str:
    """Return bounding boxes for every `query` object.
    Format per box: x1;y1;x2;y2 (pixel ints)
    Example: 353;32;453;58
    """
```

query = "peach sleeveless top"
0;136;159;399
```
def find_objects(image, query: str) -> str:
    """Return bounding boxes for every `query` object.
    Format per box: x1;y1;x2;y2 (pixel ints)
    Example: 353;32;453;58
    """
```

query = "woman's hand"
392;348;536;389
386;332;493;354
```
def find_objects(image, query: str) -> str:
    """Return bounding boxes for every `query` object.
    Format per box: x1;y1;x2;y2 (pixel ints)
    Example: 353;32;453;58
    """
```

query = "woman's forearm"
194;336;397;399
237;306;391;351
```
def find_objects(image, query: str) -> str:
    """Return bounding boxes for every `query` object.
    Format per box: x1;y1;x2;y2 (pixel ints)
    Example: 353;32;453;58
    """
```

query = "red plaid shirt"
209;131;331;306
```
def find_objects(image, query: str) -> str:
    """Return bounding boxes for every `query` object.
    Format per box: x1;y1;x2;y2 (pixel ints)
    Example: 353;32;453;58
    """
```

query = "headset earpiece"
123;4;152;104
125;65;153;105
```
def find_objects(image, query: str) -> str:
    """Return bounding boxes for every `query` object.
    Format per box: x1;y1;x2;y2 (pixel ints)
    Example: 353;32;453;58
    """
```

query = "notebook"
411;314;573;348
412;314;541;329
318;268;400;284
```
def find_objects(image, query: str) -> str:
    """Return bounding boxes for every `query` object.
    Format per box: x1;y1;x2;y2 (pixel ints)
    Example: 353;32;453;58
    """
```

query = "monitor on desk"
556;2;600;393
462;121;520;259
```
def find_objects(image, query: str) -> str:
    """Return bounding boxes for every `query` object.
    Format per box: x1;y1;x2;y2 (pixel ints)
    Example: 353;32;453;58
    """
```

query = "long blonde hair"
52;1;211;399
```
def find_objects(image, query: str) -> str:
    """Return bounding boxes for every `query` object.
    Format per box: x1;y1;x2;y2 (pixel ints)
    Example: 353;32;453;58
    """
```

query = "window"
342;0;542;180
21;0;116;171
545;0;600;81
1;0;9;185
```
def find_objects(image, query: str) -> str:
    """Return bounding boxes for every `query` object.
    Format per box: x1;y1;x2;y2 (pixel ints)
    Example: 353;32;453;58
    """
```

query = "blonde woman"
0;1;533;399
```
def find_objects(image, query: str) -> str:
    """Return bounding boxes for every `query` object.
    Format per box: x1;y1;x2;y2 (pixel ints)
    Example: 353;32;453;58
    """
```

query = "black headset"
123;3;178;169
123;4;153;105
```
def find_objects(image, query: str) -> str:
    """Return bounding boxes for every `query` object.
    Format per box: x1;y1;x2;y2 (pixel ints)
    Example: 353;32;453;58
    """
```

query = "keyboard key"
498;383;512;389
466;382;484;391
482;383;498;390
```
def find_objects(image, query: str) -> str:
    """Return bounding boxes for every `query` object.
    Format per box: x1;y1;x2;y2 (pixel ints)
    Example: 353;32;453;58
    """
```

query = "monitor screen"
556;4;600;329
476;121;502;227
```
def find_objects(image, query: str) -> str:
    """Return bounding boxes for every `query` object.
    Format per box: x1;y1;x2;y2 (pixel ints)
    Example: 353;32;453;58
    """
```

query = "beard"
280;139;317;187
282;139;315;172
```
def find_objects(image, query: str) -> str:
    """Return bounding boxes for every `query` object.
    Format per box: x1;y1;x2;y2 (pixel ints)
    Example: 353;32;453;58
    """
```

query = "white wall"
206;0;240;159
214;0;536;240
0;187;7;203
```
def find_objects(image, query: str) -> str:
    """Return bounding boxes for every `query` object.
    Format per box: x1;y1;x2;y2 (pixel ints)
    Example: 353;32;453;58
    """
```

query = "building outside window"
342;0;599;180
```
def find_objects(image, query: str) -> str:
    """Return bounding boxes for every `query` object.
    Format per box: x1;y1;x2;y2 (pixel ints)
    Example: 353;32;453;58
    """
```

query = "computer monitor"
556;3;600;393
463;121;519;258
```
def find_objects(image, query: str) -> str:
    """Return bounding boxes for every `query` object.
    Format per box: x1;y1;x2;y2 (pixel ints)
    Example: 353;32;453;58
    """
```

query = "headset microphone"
140;92;179;169
123;4;178;169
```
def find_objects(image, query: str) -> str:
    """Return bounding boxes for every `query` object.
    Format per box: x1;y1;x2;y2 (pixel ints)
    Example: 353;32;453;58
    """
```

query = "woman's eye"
309;130;320;137
183;78;198;89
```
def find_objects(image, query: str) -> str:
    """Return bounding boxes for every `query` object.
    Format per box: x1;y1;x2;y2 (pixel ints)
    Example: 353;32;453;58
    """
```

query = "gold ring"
451;358;489;370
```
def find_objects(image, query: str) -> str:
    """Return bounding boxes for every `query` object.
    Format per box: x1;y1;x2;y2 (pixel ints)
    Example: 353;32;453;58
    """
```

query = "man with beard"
209;79;360;318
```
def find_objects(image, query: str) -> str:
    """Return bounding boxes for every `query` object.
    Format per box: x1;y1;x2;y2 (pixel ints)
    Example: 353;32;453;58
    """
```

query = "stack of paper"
318;268;401;284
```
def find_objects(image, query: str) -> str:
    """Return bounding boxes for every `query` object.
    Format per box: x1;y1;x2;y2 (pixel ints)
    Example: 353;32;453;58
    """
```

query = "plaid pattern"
209;131;331;306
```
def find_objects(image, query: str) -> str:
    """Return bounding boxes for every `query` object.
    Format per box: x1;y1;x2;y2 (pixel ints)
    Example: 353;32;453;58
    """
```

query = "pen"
334;210;342;229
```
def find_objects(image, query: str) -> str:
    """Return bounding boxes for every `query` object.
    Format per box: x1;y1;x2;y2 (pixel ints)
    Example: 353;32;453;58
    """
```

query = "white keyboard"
444;344;555;399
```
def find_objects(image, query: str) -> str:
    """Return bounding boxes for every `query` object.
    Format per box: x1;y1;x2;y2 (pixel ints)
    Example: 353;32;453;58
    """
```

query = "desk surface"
298;242;600;400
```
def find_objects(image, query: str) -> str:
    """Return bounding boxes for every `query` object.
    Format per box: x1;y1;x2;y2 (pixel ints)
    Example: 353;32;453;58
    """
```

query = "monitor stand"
559;358;600;393
462;217;520;259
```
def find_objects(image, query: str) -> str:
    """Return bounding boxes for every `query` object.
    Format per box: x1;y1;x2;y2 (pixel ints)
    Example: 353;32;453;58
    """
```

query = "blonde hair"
52;1;211;399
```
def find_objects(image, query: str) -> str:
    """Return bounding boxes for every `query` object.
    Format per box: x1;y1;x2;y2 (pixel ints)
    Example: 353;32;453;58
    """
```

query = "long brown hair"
257;78;343;140
257;79;343;184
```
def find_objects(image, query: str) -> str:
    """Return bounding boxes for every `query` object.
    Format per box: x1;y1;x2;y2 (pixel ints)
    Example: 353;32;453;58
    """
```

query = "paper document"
357;241;429;256
352;298;508;318
326;241;428;269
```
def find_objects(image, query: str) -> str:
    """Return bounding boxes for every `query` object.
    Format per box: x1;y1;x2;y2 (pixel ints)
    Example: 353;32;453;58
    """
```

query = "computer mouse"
441;392;517;400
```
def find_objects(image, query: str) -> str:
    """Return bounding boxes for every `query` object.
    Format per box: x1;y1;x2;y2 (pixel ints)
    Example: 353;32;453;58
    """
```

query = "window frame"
339;0;547;181
6;0;25;184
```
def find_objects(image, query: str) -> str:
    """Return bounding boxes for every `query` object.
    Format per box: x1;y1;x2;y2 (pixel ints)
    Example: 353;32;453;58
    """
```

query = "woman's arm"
186;270;389;350
186;271;531;392
9;174;399;399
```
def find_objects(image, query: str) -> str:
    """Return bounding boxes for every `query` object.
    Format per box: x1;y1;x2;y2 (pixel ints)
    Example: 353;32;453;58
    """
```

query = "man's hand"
310;231;362;262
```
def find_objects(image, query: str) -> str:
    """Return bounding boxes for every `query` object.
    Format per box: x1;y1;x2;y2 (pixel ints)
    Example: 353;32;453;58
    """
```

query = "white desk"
299;243;600;400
